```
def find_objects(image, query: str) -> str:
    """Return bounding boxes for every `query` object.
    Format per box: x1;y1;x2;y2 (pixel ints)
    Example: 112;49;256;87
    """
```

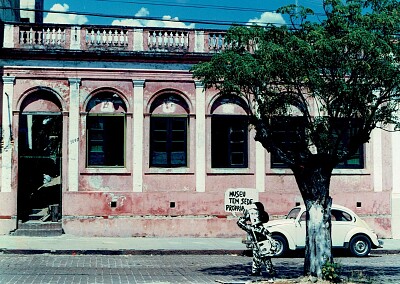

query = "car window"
299;212;306;222
331;209;352;222
286;208;301;219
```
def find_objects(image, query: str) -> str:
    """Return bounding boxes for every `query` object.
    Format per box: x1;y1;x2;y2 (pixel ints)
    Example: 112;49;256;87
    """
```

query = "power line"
0;6;292;28
92;0;326;16
93;0;280;13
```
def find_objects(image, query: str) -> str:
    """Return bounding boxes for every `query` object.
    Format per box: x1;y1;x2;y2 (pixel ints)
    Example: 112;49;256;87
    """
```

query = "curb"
0;249;247;255
372;250;400;255
0;248;398;255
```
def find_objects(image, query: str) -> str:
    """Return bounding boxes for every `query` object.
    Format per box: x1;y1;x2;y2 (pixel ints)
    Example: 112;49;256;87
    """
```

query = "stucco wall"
0;65;396;238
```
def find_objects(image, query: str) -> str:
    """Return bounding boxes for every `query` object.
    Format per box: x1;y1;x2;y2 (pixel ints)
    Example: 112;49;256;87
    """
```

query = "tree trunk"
293;165;333;278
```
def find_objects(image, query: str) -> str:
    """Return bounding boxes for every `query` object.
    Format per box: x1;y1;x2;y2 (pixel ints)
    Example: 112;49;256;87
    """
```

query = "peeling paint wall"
0;63;396;238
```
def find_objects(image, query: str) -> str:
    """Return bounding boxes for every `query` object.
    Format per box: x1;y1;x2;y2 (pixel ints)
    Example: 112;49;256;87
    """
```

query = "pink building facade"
0;23;399;239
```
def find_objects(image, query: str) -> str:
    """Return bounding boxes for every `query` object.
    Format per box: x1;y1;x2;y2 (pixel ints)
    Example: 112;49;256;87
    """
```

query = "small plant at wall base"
322;261;342;283
192;0;400;279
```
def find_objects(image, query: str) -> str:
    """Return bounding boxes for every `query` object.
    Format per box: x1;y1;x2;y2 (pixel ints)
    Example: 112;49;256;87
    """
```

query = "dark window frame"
86;114;126;168
270;117;364;169
211;115;249;169
270;117;306;169
150;115;188;168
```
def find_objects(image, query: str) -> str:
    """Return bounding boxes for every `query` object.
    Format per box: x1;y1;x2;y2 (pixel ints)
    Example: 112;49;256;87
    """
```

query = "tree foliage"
194;0;400;172
192;0;400;278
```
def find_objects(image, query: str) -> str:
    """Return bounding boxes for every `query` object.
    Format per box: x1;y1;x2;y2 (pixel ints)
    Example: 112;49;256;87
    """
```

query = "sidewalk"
0;235;245;254
0;235;399;255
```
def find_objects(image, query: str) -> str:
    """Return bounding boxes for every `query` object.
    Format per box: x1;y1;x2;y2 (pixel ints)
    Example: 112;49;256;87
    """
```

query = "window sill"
207;168;254;175
267;168;369;175
145;167;194;175
82;167;130;175
332;168;369;175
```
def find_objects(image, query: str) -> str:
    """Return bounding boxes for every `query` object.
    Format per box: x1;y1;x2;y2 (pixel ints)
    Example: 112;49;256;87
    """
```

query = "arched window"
86;92;126;167
149;93;189;168
211;95;249;168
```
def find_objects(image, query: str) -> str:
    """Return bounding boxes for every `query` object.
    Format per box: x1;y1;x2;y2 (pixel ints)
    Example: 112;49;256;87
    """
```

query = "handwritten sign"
224;188;259;212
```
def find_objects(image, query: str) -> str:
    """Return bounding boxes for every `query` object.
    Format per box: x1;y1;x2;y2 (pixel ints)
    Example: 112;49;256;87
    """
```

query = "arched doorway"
17;91;63;224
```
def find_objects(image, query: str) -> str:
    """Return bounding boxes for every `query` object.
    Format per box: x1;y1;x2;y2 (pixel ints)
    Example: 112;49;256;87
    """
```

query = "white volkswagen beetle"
264;204;383;257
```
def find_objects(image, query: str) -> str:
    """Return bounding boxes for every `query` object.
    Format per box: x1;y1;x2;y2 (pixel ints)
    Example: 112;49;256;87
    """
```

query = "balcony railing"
3;23;230;54
19;26;67;48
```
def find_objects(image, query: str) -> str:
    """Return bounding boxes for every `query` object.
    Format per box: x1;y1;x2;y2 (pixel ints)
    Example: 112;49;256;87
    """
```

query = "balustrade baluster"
182;32;186;48
209;34;214;50
113;30;118;46
162;31;167;49
107;30;112;46
184;32;189;50
162;31;166;49
157;31;162;48
152;31;157;48
173;32;178;48
101;30;106;45
166;32;171;48
19;31;24;44
27;28;33;44
181;32;185;48
121;31;126;46
89;30;94;45
44;28;48;45
95;30;100;45
37;30;43;45
56;28;61;45
33;29;37;44
50;28;55;45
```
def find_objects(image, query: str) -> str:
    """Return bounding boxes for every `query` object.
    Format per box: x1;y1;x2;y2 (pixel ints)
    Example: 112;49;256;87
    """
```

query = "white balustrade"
148;30;189;52
19;27;66;47
14;24;231;54
208;33;226;52
85;28;128;49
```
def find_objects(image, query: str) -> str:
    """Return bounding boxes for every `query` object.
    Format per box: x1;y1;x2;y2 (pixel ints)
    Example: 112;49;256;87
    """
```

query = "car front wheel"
271;234;288;257
349;235;371;257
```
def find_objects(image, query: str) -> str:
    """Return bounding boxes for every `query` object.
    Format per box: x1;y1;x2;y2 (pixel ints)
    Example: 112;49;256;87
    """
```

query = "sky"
42;0;325;29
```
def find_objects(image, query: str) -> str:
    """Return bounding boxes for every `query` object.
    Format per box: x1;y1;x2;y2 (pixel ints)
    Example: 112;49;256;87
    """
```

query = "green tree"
192;0;400;278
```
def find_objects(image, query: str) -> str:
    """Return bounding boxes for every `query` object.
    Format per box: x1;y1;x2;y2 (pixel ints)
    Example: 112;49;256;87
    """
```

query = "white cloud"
44;3;88;25
247;12;286;26
112;7;195;29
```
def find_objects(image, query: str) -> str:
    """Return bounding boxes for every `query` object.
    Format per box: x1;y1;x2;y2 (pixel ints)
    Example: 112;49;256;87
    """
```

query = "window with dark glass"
335;122;364;169
211;115;248;168
331;209;352;221
87;115;125;167
150;116;187;167
270;117;364;169
270;117;306;168
335;146;364;169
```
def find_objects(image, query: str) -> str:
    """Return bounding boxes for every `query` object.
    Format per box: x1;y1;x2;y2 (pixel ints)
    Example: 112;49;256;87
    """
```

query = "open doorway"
18;114;62;223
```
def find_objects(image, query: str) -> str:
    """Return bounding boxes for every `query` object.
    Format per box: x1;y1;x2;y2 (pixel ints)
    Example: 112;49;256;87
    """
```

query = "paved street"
0;253;400;284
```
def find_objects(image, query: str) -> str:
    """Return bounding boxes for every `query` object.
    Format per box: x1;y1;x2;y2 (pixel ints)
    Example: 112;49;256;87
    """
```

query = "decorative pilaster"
391;129;400;239
195;81;206;192
1;76;16;193
68;78;81;192
3;24;15;48
70;27;81;50
372;128;383;192
256;142;266;192
133;80;145;192
194;31;205;53
133;29;144;51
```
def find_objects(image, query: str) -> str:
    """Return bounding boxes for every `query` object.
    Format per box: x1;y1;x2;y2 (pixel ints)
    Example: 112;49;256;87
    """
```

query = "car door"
295;211;307;247
331;209;355;247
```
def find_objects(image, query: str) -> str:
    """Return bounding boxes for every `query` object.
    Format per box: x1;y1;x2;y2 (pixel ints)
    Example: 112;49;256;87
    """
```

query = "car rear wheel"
271;234;288;257
349;235;371;257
